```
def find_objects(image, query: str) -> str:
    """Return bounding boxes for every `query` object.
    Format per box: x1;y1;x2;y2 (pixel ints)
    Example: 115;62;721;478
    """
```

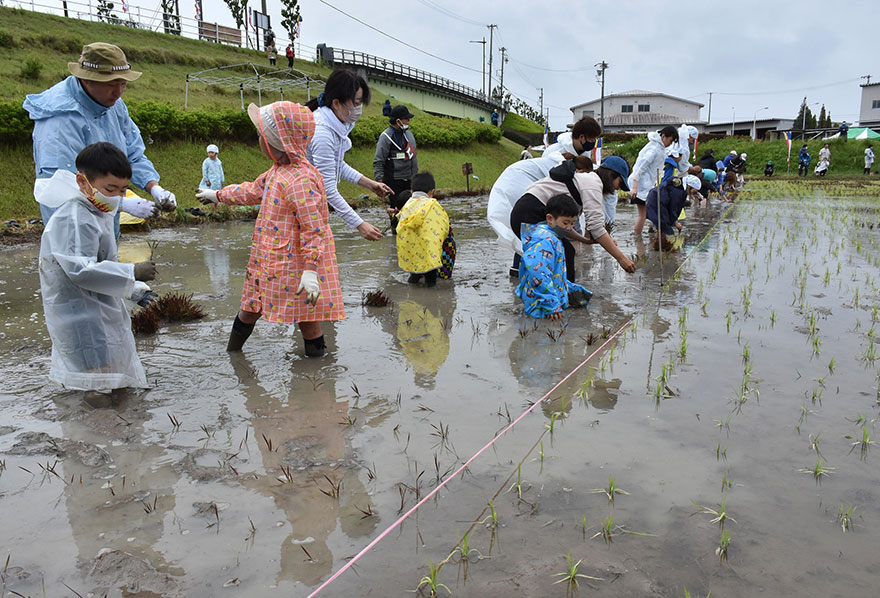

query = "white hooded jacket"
628;132;667;200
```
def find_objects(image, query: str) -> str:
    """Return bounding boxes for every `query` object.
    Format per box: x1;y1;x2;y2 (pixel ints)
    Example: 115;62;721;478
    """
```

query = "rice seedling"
304;373;325;391
356;504;375;519
592;513;615;545
725;309;733;334
546;328;563;342
716;530;730;564
716;443;728;462
553;554;601;592
574;368;595;400
448;530;483;563
770;310;776;327
131;306;161;335
167;413;181;430
150;292;206;322
361;289;392;307
837;505;857;532
415;560;450;597
339;415;357;427
261;433;278;452
847;426;873;461
316;474;342;500
480;500;498;529
683;587;712;598
277;464;294;484
508;464;526;499
518;327;531;339
720;472;733;492
827;358;836;375
714;415;732;437
798;456;834;484
350;382;360;398
590;474;630;505
301;545;316;563
741;342;750;364
146;240;160;261
691;498;736;531
142;495;158;514
812;335;821;357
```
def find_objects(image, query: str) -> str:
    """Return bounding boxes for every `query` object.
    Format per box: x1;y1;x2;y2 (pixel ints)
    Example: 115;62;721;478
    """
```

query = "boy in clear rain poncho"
197;101;344;357
516;194;593;319
37;142;157;394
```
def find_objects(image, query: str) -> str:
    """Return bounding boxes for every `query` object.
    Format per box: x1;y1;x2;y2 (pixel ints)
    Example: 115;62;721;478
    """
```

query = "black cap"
390;105;415;122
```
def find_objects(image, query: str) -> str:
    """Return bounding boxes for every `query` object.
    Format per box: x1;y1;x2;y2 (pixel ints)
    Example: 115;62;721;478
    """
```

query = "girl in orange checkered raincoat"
199;101;344;357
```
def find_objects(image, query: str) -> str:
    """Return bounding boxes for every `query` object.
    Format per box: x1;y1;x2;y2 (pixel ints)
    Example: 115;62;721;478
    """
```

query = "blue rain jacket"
199;157;225;189
23;76;160;188
516;223;590;319
646;180;688;236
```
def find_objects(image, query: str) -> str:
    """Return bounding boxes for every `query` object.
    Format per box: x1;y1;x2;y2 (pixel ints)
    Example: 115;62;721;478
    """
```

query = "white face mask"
87;189;123;213
399;122;409;130
343;103;363;124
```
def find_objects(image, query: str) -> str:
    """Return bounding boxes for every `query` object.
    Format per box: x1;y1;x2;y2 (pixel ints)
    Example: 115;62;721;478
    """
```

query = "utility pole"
594;60;608;128
862;74;872;85
499;47;508;100
707;91;713;124
469;38;487;96
537;87;544;119
487;24;497;98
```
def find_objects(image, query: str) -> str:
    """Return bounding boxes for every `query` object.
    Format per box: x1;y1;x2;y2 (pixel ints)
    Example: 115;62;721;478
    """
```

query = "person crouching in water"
197;102;343;357
397;171;450;287
646;174;701;251
516;194;595;319
37;142;156;400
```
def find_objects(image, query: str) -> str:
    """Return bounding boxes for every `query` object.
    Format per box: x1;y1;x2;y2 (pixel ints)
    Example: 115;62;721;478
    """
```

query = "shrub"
19;59;42;80
0;102;33;145
0;31;14;48
348;113;500;148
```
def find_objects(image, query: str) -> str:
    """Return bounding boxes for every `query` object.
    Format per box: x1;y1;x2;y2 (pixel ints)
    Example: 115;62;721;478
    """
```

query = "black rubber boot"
304;335;326;358
407;273;423;284
425;269;438;288
226;316;255;352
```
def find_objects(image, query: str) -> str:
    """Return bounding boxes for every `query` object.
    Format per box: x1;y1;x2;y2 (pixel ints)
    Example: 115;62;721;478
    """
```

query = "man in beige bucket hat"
23;42;177;235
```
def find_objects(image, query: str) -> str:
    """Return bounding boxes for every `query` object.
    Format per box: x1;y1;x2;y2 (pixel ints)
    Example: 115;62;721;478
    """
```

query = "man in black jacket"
697;149;718;172
374;105;419;231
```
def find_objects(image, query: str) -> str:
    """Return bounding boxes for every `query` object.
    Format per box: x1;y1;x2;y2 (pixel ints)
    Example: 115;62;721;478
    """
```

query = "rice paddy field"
0;179;878;597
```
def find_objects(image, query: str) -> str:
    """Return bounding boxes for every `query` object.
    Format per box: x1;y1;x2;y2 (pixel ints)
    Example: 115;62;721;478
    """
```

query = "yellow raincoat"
396;192;449;274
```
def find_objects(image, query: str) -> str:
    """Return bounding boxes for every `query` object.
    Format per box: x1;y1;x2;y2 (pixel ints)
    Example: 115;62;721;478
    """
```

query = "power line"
711;78;860;97
412;0;485;26
317;0;480;73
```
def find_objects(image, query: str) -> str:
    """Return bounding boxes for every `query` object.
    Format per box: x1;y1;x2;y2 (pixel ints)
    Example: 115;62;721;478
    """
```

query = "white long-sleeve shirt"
307;106;365;230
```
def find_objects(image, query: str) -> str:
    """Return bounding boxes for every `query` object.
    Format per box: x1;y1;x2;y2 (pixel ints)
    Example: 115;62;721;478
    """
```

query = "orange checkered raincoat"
218;102;345;324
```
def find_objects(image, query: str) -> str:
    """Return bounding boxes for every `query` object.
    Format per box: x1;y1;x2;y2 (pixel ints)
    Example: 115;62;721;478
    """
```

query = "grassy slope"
0;7;522;220
502;112;543;134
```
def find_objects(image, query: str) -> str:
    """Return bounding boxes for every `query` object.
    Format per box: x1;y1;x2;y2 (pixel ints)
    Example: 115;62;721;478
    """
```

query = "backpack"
548;159;583;207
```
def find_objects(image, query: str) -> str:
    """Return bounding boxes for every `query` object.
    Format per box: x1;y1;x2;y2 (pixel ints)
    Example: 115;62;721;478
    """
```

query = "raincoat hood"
253;101;316;165
647;131;663;145
23;76;112;121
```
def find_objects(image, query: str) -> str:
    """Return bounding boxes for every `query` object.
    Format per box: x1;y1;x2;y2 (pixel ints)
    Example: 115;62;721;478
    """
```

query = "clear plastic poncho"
37;170;148;391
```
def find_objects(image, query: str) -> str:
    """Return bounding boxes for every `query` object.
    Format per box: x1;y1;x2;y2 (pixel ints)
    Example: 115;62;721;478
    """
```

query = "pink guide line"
307;317;635;597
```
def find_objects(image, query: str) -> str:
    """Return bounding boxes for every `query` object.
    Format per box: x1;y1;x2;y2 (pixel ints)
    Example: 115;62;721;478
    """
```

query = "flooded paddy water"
1;181;879;597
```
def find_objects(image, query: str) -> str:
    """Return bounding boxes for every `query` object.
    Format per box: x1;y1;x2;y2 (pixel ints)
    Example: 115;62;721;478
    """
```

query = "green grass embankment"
1;137;524;220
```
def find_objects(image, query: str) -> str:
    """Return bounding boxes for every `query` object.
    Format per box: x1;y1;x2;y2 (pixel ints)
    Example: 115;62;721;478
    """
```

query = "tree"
223;0;248;32
280;0;302;44
794;97;817;134
818;105;827;128
96;0;114;22
161;0;180;35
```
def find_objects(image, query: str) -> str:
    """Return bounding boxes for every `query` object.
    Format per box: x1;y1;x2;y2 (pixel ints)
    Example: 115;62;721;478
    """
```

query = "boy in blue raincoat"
516;194;592;319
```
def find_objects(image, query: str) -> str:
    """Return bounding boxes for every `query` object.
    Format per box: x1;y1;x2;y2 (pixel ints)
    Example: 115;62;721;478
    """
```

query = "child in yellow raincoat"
396;171;450;287
196;101;344;357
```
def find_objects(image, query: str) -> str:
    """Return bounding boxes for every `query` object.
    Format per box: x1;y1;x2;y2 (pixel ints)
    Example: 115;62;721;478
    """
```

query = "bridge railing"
329;47;499;108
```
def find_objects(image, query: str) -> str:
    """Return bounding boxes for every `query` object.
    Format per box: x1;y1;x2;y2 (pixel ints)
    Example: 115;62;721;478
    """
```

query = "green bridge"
317;45;502;123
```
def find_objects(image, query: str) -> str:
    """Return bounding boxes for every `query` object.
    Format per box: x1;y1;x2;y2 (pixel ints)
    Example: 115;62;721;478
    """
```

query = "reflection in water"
229;354;375;587
395;300;451;389
203;242;231;296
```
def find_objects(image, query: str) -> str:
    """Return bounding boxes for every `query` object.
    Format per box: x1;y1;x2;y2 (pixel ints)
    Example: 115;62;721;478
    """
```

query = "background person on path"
199;144;224;189
866;144;875;174
23;42;176;235
306;69;391;241
374;105;418;232
286;44;294;68
267;43;277;66
798;144;811;176
628;126;678;235
197;102;343;358
839;121;849;142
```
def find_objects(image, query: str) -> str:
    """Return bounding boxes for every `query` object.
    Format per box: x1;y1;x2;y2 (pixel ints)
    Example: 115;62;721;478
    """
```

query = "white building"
570;90;704;133
859;82;880;128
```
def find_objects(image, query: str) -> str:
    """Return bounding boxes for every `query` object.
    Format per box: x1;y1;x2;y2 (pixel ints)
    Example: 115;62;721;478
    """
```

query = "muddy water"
1;191;878;597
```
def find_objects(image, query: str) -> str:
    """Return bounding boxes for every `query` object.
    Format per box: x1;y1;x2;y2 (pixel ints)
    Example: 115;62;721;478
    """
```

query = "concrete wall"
369;78;494;123
859;84;880;127
572;94;702;123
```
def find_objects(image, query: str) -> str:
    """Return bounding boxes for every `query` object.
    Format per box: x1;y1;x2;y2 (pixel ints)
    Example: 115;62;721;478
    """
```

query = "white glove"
130;281;151;303
295;270;320;305
150;184;177;211
196;188;219;205
121;195;158;219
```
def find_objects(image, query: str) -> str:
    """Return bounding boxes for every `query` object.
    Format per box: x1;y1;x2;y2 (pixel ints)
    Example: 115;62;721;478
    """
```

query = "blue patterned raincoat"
515;223;590;318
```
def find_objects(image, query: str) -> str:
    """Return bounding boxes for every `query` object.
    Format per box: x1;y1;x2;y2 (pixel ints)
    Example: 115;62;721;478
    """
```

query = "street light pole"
487;24;497;98
731;108;736;136
752;106;768;140
469;38;486;96
594;61;608;129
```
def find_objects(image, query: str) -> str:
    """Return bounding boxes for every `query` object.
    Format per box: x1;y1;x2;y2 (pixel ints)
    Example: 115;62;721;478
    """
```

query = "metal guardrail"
4;0;311;62
186;63;319;110
328;47;501;109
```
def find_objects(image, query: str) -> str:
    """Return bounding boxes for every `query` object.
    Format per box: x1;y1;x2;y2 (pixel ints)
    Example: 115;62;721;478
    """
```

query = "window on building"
582;110;595;117
873;100;880;109
621;105;633;113
638;104;650;112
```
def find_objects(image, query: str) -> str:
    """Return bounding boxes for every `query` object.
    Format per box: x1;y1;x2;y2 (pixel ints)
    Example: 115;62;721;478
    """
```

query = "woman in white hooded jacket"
628;126;678;234
306;69;392;240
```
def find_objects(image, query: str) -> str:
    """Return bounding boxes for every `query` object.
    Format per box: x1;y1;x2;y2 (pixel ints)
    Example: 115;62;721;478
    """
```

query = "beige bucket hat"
68;42;142;82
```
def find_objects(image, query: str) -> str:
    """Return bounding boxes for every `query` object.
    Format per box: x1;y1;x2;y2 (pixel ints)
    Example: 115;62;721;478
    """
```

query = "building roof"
861;82;880;88
602;112;697;127
571;89;704;110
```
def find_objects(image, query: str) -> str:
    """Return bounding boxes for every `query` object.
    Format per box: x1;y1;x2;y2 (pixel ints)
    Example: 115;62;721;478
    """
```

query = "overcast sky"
98;0;880;129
